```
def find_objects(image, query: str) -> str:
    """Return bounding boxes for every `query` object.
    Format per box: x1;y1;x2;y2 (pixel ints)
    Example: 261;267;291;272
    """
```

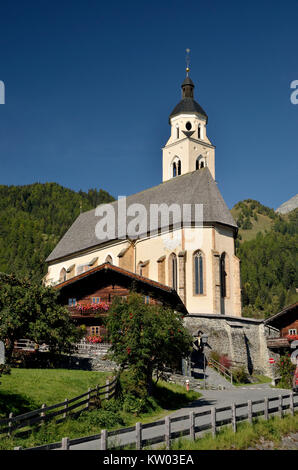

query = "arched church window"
169;253;177;290
177;160;181;175
173;162;177;177
220;253;227;298
138;261;143;276
194;251;204;295
196;156;204;170
59;268;67;283
105;255;113;265
176;126;179;139
198;126;201;139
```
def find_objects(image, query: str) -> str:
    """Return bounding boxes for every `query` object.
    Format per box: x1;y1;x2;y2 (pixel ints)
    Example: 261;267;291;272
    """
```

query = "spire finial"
186;48;190;76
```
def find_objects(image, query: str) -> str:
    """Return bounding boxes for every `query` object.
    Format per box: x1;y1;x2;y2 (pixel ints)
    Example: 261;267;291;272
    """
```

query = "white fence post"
61;437;69;450
63;399;68;419
264;397;269;421
278;395;283;418
136;422;142;450
189;411;195;441
101;429;107;450
40;403;46;425
211;407;216;437
231;403;236;433
8;412;13;437
165;416;171;449
86;388;91;410
247;400;252;424
289;392;294;416
105;379;110;399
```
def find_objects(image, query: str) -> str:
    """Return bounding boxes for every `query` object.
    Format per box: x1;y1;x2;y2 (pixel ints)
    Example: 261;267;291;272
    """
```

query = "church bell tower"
162;56;215;182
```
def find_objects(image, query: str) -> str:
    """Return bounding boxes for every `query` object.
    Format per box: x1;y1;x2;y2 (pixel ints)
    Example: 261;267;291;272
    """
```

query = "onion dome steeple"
169;50;208;123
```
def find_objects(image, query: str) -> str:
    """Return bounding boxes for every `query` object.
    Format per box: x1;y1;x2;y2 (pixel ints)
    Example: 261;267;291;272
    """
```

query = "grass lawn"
0;368;112;418
0;369;201;450
234;374;273;387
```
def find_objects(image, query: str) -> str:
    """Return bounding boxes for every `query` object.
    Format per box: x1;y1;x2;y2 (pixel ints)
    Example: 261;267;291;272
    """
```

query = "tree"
0;273;83;362
106;293;193;397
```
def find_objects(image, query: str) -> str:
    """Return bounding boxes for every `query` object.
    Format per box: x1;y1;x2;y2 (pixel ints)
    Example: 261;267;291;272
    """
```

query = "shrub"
276;355;295;389
232;366;249;384
219;354;232;372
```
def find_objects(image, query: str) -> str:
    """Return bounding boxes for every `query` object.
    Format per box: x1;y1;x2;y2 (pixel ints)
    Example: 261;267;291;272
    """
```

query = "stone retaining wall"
184;314;280;377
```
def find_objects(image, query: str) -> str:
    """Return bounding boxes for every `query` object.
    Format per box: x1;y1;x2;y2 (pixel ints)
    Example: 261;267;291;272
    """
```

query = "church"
45;65;242;319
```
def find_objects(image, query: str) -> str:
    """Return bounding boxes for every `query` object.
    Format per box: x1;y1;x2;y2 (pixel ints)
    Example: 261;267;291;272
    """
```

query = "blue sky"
0;0;297;209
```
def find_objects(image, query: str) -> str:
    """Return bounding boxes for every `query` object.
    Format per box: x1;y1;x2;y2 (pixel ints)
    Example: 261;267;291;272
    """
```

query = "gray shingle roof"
169;97;208;121
46;168;237;263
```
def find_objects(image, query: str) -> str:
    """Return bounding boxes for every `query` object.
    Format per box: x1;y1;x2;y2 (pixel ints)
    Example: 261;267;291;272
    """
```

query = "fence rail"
0;377;116;437
14;392;298;450
75;342;111;354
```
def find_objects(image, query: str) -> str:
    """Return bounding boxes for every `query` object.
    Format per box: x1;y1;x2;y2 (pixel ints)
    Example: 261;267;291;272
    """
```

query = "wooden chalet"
265;302;298;350
54;262;187;338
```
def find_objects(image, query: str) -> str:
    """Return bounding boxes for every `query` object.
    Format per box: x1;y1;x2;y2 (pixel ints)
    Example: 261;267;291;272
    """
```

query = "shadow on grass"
152;383;201;411
0;392;39;418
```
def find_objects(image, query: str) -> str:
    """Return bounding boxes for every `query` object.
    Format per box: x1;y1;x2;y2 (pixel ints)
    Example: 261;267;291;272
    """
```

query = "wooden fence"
0;377;116;437
14;392;298;450
75;341;111;355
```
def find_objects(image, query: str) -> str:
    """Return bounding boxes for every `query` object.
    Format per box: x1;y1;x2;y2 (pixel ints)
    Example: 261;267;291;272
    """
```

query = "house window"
90;326;100;335
91;297;100;304
144;295;150;304
68;298;76;306
289;329;297;335
194;251;204;295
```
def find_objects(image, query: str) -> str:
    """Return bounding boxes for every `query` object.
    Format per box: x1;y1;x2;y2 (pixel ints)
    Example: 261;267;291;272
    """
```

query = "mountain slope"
231;200;298;318
276;194;298;214
0;183;114;282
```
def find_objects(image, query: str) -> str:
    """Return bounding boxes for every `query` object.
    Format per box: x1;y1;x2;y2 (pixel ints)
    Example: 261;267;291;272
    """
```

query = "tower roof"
169;75;208;122
169;97;208;121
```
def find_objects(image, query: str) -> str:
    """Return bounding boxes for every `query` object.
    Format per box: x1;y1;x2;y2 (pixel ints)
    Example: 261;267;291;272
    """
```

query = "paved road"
70;384;296;450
